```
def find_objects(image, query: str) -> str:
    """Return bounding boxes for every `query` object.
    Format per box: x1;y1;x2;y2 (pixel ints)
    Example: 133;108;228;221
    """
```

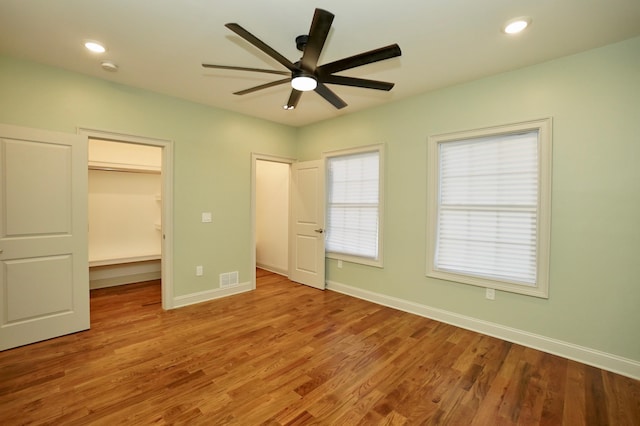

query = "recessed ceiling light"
84;41;106;53
503;17;531;35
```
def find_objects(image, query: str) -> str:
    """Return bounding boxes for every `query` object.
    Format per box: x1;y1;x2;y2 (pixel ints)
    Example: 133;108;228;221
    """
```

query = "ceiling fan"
202;8;402;110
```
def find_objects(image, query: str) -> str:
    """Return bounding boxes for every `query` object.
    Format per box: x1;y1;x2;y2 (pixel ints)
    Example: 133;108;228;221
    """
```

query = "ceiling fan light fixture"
291;74;317;92
283;104;295;110
503;17;531;34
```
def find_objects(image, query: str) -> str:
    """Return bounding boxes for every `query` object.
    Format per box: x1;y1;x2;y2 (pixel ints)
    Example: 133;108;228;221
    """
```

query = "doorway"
78;128;174;309
251;154;327;290
251;154;294;288
88;139;162;294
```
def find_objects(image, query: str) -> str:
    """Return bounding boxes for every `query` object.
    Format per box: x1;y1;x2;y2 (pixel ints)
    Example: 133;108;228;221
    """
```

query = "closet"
88;138;162;289
255;160;289;275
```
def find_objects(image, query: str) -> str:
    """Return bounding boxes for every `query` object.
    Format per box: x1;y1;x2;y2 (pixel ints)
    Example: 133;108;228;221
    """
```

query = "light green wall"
296;36;640;361
1;36;638;362
0;55;298;297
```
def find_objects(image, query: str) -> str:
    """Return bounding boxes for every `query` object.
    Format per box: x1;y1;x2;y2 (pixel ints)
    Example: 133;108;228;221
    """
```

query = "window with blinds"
325;146;384;267
427;119;552;298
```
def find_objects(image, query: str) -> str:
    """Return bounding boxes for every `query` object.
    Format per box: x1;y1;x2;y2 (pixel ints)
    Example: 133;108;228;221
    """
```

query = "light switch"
202;212;212;223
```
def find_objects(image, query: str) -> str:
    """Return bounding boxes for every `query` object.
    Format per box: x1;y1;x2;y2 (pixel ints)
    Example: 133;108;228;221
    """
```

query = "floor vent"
220;271;239;288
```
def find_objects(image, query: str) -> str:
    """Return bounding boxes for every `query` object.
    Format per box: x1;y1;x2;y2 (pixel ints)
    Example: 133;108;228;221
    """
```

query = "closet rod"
88;165;161;174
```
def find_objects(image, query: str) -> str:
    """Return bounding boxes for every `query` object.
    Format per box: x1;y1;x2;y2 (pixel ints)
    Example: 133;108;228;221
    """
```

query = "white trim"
255;262;288;277
250;153;296;290
172;282;252;309
77;127;175;309
326;279;640;380
90;272;161;289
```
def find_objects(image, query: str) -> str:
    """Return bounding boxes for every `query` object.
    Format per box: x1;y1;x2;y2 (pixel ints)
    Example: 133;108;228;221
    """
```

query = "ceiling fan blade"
233;78;291;95
314;82;347;109
300;8;334;72
202;64;290;76
321;75;395;91
225;23;297;72
317;44;402;75
285;89;302;109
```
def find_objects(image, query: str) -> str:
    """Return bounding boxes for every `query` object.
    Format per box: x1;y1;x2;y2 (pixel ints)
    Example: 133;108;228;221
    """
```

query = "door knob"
314;228;324;234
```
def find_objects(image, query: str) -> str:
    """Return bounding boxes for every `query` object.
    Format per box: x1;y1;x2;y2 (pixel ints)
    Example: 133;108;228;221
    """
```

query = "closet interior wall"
255;160;289;275
88;138;162;289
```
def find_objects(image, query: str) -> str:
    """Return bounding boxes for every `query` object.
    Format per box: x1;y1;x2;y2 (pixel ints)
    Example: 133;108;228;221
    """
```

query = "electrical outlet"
486;288;495;300
337;260;343;269
196;265;203;276
201;212;212;223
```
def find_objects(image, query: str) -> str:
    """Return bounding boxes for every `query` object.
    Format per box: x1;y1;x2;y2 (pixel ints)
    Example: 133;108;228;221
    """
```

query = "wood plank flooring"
1;269;639;425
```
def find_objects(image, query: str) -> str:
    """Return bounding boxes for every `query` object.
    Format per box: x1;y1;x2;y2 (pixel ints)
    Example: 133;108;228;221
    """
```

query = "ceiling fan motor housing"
295;35;309;52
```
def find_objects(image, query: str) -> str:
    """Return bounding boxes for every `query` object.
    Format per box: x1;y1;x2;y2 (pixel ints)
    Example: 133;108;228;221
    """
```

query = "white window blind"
326;150;380;260
435;131;539;285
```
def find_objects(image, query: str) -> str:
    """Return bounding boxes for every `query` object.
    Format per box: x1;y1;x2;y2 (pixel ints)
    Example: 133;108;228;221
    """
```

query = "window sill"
327;252;383;268
426;269;548;298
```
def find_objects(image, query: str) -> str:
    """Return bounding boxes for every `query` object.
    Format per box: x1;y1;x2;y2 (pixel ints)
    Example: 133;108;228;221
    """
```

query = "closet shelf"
89;160;160;174
89;254;161;267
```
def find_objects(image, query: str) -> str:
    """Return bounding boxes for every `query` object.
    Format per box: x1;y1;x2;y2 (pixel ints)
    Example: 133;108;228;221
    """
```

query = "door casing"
78;128;175;309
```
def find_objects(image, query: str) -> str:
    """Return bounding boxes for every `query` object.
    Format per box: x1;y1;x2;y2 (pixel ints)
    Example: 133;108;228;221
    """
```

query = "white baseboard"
256;262;288;276
327;280;640;380
172;282;252;309
90;271;161;289
90;260;161;289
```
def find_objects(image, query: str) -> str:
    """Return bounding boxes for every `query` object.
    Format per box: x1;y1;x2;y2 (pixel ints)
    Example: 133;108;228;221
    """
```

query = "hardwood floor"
1;269;638;425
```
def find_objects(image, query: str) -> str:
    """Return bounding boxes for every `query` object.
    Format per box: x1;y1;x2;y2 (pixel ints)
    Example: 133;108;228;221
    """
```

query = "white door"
0;123;89;351
289;160;325;289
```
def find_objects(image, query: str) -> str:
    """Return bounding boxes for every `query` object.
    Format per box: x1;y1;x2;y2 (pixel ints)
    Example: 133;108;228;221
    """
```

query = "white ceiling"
1;0;639;127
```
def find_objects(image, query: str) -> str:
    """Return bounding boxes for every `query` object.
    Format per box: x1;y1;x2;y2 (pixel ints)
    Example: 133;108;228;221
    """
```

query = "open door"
0;123;89;351
289;160;325;289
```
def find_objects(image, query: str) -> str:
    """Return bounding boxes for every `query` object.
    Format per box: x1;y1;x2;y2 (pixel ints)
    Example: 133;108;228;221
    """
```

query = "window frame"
323;144;385;268
426;118;552;298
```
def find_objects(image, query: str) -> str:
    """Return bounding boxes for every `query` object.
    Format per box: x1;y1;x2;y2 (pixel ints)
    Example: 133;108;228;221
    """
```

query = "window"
325;145;384;267
427;119;552;297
